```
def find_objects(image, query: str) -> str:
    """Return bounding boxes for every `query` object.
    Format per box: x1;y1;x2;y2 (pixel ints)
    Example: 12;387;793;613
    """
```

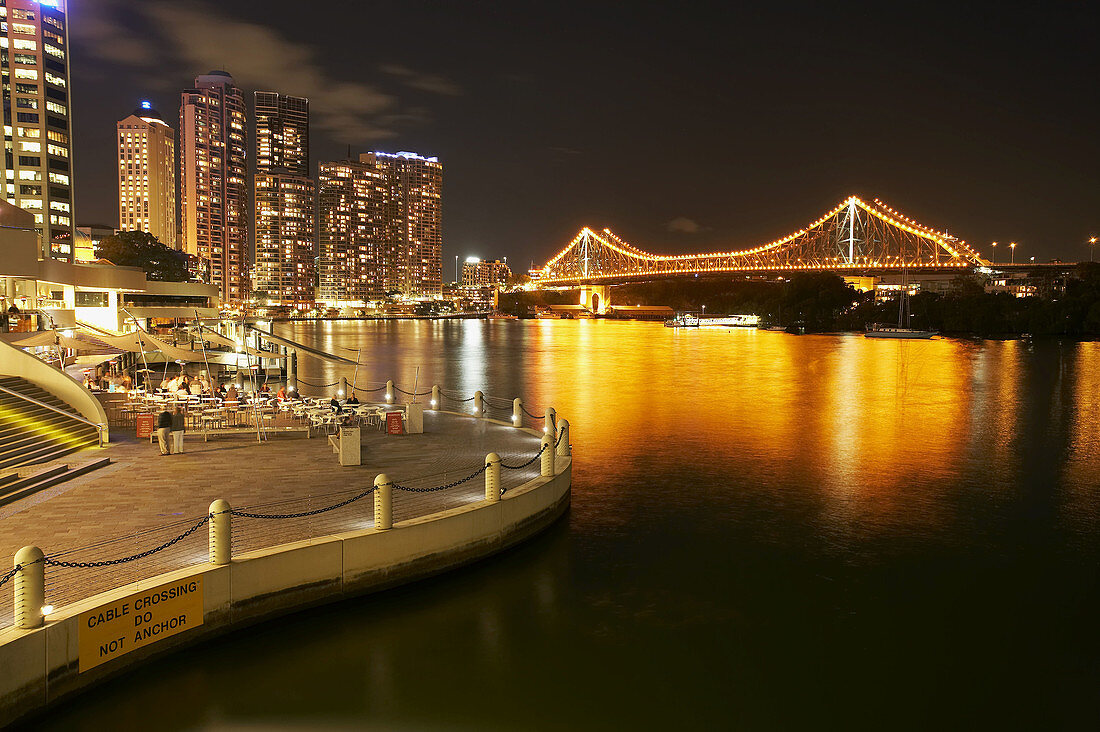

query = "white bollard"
513;398;522;426
14;545;45;629
485;452;501;502
339;377;348;399
544;406;556;434
386;380;395;403
474;390;484;417
374;474;393;530
556;419;571;457
209;499;231;565
541;434;555;477
431;384;441;409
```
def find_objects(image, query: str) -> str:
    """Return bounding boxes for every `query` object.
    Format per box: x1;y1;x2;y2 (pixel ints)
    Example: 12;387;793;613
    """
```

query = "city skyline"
64;0;1098;266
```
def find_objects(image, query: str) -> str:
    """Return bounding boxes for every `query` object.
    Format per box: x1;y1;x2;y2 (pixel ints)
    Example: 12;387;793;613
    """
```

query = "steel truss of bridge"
536;196;989;286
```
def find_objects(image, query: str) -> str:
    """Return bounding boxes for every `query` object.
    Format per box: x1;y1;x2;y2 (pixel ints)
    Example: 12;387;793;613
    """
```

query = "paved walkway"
0;408;547;627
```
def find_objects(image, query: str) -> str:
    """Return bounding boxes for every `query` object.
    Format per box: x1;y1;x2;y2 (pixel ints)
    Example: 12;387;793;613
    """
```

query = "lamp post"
1090;237;1096;262
1010;242;1016;265
991;241;997;265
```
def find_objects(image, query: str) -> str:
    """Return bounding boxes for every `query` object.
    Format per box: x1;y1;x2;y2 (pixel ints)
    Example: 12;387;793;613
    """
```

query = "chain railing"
0;411;565;629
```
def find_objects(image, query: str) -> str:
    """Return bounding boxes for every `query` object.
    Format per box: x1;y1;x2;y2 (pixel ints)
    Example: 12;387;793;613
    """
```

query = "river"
36;320;1100;730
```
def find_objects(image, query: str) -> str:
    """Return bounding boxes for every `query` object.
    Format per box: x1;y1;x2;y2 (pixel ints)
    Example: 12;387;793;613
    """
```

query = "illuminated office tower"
462;258;511;289
180;71;248;301
316;157;382;305
369;151;443;298
253;92;314;306
116;101;176;248
0;0;75;261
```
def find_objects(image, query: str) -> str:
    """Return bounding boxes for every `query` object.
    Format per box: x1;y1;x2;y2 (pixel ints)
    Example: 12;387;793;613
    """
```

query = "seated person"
346;393;360;406
330;395;341;413
276;386;287;401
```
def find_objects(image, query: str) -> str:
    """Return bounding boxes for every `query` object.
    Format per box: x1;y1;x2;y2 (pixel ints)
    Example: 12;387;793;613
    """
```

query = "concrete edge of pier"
0;455;572;727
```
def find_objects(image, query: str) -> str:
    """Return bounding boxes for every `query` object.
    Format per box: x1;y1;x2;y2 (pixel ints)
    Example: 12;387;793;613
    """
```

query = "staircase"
0;376;102;471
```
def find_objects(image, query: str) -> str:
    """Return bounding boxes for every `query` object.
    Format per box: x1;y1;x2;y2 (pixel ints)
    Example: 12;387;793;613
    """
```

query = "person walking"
156;408;172;456
170;406;186;455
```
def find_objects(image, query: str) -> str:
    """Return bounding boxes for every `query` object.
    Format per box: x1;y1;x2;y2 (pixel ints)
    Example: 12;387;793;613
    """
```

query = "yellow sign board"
77;576;204;672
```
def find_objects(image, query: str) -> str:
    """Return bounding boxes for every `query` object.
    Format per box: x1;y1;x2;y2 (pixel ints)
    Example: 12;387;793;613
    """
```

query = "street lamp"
1010;242;1016;265
1090;237;1097;262
991;241;997;265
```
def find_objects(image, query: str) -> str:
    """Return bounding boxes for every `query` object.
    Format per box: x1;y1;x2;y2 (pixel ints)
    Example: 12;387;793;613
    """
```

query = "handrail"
0;383;106;447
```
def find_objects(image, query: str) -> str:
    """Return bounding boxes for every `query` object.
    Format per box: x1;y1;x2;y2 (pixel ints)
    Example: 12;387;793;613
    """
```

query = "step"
0;413;86;438
0;456;111;507
0;397;77;418
0;440;97;471
0;435;98;467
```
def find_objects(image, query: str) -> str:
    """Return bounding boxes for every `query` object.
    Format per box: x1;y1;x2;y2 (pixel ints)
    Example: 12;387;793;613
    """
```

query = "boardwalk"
0;409;547;628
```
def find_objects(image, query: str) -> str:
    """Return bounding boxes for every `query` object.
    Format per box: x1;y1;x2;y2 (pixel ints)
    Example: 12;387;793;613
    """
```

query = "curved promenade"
0;407;571;727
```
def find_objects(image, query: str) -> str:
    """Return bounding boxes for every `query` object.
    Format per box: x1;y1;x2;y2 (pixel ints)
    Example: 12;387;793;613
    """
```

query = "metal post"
485;452;501;502
474;390;484;417
288;349;298;394
540;434;555;477
209;499;231;565
513;397;522;425
556;419;571;457
544;406;556;434
386;380;395;404
14;545;45;629
374;474;393;530
431;385;440;409
340;377;348;399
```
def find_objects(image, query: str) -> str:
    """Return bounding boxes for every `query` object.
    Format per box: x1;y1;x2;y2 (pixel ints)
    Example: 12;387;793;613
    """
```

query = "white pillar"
386;380;395;404
485;452;501;502
340;376;348;398
431;385;441;409
288;349;298;394
374;474;393;530
556;419;571;456
512;397;522;426
14;545;44;629
209;499;231;566
544;406;556;434
541;434;555;477
474;390;484;417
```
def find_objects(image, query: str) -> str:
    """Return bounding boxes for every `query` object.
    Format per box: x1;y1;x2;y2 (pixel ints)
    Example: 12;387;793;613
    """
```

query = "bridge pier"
579;285;610;315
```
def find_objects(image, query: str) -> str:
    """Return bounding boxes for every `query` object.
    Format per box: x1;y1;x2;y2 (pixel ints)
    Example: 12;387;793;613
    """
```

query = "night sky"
71;0;1098;269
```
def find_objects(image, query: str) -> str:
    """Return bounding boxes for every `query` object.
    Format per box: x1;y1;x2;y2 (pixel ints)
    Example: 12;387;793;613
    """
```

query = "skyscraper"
0;0;74;261
317;151;443;305
371;151;443;298
317;157;382;305
253;92;314;306
180;71;248;301
117;101;176;248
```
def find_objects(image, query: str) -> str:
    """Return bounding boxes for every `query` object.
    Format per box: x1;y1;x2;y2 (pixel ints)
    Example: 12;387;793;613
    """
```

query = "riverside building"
317;151;442;306
116;101;176;249
252;92;314;308
179;71;248;302
0;0;75;262
462;257;511;289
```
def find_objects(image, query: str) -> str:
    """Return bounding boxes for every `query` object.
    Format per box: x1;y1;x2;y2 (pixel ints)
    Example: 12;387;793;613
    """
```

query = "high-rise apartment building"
180;71;248;301
462;258;511;289
317;157;382;305
117;101;176;248
317;151;442;304
372;151;443;298
0;0;74;261
253;92;314;306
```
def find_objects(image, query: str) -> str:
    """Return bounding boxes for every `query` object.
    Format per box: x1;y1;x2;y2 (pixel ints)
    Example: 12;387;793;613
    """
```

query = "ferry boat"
664;312;700;328
699;314;760;327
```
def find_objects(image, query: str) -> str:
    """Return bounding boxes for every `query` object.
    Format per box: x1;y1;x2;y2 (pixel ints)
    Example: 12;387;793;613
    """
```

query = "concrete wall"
0;337;109;438
0;458;571;727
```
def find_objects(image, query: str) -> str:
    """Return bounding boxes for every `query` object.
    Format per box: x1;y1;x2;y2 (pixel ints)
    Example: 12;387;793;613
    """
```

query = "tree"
95;231;190;282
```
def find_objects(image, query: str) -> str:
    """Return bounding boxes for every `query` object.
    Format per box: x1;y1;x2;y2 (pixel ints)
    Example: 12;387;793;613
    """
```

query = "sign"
136;413;155;439
386;411;405;435
78;576;204;672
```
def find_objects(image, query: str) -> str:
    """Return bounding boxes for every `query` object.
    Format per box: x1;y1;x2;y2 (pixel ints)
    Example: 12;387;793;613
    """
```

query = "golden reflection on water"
285;320;1100;541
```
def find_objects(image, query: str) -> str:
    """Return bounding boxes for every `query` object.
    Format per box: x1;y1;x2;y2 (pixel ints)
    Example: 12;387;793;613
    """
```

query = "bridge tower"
580;285;610;314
